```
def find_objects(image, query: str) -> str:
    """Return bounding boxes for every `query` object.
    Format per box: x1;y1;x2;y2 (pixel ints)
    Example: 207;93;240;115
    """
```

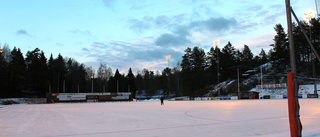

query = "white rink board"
1;99;320;137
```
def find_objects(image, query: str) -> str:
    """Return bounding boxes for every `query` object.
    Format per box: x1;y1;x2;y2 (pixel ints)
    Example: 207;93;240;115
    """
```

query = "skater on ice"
160;97;164;105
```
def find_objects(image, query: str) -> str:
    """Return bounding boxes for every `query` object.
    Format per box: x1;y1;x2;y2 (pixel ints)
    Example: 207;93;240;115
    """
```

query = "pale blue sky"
0;0;317;74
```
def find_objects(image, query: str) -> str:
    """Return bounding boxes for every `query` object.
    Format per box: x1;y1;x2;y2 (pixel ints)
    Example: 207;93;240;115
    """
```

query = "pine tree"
270;24;289;72
126;68;136;98
191;47;206;70
181;47;193;96
220;41;236;81
0;49;9;97
258;49;268;65
234;49;242;65
135;72;143;95
190;46;206;96
8;47;26;97
109;69;123;93
206;46;219;84
55;54;67;93
242;45;253;67
181;47;192;71
25;48;48;97
48;54;55;92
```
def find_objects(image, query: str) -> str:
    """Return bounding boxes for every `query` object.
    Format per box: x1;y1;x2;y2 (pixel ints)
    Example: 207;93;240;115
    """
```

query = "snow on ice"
1;99;320;137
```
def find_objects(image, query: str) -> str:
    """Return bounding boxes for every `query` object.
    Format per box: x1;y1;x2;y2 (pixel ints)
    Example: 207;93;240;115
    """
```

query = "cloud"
241;34;274;54
82;48;89;52
15;29;30;36
143;16;153;22
247;5;264;12
79;39;184;74
71;29;91;35
56;43;64;46
155;33;190;47
155;17;238;47
154;15;170;27
129;1;151;10
128;46;182;62
70;29;96;39
102;0;116;7
128;19;151;33
190;17;238;32
128;14;185;34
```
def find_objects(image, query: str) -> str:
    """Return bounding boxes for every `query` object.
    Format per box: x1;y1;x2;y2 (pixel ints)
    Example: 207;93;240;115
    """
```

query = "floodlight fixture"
304;10;314;20
166;55;171;60
214;39;220;46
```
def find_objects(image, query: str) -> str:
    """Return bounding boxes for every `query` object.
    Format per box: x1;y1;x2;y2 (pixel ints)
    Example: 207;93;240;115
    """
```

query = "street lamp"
213;39;220;97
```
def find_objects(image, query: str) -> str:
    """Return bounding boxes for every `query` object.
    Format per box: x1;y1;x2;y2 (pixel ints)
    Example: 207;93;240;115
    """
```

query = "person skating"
160;97;164;105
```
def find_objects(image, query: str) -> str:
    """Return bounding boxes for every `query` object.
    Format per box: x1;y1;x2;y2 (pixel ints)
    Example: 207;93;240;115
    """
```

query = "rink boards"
46;92;131;103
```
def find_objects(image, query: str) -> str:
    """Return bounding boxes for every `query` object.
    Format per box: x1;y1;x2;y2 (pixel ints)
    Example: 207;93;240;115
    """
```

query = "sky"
0;0;317;74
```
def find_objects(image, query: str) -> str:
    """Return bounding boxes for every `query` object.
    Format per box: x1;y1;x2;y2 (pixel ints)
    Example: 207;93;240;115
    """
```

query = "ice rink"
1;99;320;137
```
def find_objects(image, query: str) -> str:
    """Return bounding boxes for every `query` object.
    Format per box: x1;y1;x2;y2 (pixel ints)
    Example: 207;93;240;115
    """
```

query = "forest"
0;18;319;98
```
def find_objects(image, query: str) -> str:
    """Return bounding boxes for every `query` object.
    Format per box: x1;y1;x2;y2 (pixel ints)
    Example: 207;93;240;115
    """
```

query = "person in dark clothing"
160;97;164;105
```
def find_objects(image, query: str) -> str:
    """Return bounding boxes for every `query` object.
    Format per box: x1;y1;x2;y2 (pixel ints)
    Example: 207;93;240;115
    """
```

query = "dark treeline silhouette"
0;18;319;98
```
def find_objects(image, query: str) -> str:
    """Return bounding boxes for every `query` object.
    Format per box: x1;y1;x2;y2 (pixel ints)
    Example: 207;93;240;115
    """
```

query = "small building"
239;91;259;99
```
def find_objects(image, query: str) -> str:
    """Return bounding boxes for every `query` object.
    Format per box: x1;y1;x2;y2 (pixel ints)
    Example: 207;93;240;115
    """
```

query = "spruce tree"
9;47;26;97
258;49;268;65
242;45;253;67
270;24;289;72
126;68;136;98
0;49;9;97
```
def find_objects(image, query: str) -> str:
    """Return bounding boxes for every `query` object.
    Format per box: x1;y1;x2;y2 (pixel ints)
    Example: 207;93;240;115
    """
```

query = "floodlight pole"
237;68;240;96
316;0;320;17
214;40;220;97
166;55;171;97
261;66;263;92
304;10;317;79
285;0;302;136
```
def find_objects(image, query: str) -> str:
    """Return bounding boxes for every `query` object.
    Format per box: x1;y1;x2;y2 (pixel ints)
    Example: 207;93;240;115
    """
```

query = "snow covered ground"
1;99;320;137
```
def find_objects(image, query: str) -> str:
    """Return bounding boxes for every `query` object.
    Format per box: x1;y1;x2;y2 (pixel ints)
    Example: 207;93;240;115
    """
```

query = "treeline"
0;47;137;98
0;18;319;98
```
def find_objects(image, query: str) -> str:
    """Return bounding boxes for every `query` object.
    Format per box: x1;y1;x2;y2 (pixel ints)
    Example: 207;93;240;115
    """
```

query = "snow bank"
0;98;46;105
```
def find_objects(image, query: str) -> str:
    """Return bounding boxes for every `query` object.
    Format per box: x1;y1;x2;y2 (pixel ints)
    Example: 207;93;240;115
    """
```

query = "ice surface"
1;99;320;137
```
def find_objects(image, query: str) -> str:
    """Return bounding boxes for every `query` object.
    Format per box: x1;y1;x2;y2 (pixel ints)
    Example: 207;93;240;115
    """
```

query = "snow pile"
205;80;236;96
0;98;46;105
